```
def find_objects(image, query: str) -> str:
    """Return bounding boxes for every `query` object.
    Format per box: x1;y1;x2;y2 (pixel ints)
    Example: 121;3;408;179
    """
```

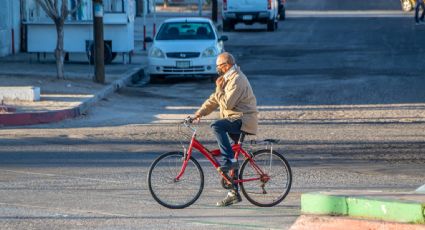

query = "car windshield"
156;22;216;41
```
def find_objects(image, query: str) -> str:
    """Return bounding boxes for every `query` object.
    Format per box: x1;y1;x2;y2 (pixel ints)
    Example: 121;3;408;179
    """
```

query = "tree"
34;0;81;79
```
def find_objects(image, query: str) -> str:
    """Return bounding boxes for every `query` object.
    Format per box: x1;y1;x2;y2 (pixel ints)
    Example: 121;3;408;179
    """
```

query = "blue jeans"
416;1;425;23
210;119;242;165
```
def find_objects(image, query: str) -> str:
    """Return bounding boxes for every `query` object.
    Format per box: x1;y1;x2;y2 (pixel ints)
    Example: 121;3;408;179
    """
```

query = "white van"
222;0;279;32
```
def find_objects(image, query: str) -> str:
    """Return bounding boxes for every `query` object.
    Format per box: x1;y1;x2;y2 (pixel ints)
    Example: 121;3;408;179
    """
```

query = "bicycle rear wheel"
239;149;292;207
147;151;204;209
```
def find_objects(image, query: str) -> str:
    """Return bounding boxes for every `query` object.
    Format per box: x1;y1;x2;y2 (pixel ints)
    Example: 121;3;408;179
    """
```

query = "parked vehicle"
25;13;134;64
145;18;228;82
222;0;280;32
400;0;416;12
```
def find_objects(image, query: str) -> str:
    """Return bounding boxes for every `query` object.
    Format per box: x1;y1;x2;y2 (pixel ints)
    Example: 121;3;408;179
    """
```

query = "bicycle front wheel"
240;149;292;207
147;151;204;209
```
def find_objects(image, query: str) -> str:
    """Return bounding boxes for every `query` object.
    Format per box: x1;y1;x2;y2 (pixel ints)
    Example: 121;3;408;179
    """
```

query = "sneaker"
416;20;425;25
216;191;242;207
218;161;239;173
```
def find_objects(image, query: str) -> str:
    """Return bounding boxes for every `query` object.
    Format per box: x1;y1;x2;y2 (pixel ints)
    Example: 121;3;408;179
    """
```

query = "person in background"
415;0;425;25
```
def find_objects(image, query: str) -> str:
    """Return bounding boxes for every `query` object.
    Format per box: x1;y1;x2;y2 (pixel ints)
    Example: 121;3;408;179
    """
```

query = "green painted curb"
301;193;425;224
301;193;348;215
347;197;424;224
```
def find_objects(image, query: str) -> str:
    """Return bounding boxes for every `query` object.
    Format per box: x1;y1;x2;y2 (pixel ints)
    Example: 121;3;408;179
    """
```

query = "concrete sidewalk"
0;52;145;126
290;215;425;230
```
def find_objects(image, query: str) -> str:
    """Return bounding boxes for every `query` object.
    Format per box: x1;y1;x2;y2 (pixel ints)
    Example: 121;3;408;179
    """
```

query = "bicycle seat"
229;132;255;144
263;139;280;144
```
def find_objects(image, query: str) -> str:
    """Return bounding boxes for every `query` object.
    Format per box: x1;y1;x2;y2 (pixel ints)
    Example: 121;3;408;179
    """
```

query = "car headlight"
149;47;165;58
202;47;218;57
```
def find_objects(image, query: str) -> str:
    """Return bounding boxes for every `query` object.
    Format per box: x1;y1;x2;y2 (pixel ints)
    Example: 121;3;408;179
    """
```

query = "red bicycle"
147;117;292;209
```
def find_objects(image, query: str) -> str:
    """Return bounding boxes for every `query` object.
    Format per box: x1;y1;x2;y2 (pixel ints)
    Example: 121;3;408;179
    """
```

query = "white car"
145;17;228;82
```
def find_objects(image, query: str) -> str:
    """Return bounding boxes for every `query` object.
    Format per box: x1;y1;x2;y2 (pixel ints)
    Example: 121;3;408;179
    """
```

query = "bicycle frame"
175;126;269;185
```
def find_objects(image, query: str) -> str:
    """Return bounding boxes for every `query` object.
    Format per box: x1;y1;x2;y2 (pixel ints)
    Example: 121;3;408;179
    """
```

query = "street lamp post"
93;0;105;84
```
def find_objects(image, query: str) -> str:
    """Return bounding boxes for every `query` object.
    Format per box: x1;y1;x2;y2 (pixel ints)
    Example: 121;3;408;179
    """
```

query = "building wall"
25;0;128;22
0;0;133;57
0;0;21;57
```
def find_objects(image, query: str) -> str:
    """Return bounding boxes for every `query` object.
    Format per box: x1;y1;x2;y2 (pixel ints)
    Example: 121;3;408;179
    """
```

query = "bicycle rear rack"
247;139;280;154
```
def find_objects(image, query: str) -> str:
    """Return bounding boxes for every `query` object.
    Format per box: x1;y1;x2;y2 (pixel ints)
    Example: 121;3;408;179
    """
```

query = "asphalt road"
1;0;425;229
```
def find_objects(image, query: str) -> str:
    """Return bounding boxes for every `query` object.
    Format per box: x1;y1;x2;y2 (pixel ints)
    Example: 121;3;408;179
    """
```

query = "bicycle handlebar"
183;116;194;125
181;117;198;133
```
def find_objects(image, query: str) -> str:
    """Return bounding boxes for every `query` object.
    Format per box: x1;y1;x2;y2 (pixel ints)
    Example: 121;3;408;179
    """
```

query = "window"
156;22;216;40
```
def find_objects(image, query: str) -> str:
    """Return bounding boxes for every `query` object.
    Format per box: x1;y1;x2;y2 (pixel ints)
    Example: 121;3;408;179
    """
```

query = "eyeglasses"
216;62;227;68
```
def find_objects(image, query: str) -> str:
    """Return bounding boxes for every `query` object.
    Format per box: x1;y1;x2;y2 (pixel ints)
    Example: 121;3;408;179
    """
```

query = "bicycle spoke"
240;150;292;207
148;152;204;209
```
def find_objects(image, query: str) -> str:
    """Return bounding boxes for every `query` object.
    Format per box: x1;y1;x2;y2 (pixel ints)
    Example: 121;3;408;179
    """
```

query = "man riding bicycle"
194;52;258;206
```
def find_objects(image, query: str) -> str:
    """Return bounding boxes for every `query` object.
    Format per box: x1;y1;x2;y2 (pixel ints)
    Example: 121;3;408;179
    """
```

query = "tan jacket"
196;67;258;135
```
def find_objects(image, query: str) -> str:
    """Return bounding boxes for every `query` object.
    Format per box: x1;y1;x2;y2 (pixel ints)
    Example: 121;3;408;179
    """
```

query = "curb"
0;67;145;127
78;67;145;114
0;108;80;126
0;105;16;113
290;215;425;230
301;192;425;224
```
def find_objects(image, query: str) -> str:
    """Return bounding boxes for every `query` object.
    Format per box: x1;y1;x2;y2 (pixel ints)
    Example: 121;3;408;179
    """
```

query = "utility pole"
212;0;218;23
143;0;147;51
93;0;105;84
11;0;15;55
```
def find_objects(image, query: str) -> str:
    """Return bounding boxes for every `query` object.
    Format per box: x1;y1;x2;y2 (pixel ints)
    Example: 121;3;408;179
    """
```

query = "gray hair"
219;52;236;65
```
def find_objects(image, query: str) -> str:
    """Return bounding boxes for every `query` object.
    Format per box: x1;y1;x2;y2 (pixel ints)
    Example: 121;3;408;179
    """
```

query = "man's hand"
216;76;225;89
193;114;202;123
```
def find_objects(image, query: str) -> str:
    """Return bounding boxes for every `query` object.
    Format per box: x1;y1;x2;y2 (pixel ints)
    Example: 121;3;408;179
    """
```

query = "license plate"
176;61;190;68
242;15;253;21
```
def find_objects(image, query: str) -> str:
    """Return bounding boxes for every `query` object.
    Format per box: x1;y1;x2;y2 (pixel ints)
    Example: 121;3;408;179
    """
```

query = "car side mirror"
145;37;153;43
218;35;228;42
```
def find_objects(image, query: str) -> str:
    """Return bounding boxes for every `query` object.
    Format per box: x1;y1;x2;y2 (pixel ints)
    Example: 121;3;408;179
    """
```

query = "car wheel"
111;52;117;62
267;19;276;31
104;44;113;64
223;20;234;32
87;43;113;65
401;0;413;12
230;22;235;31
223;20;230;32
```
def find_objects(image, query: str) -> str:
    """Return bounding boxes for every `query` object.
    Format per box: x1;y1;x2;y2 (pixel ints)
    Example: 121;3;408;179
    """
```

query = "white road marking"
0;169;126;184
0;202;130;217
